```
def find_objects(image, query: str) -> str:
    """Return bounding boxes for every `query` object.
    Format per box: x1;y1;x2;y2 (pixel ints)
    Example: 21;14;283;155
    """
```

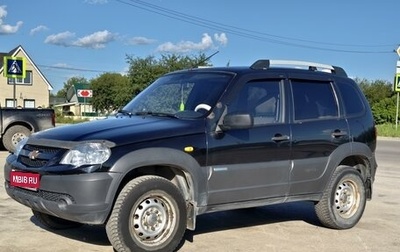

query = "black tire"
2;125;31;153
314;166;366;229
106;175;187;252
32;210;83;229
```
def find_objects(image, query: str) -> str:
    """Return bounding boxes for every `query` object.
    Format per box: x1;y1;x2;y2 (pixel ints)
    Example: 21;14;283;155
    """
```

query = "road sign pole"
84;97;86;117
13;79;16;108
396;92;399;130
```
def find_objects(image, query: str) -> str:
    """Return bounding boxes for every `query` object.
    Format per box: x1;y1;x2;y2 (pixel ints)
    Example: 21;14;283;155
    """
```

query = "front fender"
109;147;207;206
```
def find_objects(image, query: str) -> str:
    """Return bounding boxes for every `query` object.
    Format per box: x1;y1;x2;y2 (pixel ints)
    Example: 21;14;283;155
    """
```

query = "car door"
206;76;291;205
288;78;350;196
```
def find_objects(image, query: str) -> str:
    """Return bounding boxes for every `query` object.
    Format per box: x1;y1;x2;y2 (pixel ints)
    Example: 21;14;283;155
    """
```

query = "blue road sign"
3;56;26;78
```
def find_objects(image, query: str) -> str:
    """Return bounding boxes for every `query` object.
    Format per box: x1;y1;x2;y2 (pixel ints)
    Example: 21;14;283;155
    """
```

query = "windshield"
122;72;233;118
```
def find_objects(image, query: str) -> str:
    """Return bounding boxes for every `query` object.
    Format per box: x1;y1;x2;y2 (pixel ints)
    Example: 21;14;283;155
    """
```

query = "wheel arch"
106;147;206;230
2;121;33;135
337;142;376;199
323;142;376;200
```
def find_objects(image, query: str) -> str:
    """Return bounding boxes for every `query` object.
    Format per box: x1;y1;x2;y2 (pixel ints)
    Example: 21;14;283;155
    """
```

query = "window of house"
5;99;17;108
7;70;33;85
24;99;35;108
292;80;338;121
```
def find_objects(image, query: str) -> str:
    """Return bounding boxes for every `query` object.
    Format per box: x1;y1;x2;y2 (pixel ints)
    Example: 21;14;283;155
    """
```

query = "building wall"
0;50;50;108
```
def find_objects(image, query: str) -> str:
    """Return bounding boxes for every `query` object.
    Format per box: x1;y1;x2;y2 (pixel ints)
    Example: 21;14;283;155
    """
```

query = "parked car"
4;59;377;252
0;107;55;152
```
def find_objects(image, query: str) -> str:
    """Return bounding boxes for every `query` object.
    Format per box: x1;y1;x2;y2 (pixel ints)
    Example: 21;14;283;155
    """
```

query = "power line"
37;64;107;73
115;0;394;54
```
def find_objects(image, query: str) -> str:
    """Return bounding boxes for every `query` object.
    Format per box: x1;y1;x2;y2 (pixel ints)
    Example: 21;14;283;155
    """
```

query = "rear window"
336;81;365;116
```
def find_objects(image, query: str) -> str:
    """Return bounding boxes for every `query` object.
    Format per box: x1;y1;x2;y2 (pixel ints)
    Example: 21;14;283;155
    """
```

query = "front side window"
292;80;338;121
122;72;233;118
227;79;282;125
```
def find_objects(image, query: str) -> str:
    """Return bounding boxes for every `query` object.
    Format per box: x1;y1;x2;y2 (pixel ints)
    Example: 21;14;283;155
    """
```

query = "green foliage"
126;53;210;95
54;109;88;124
371;96;397;124
376;124;400;137
55;77;89;99
356;78;393;105
355;78;398;125
90;73;130;113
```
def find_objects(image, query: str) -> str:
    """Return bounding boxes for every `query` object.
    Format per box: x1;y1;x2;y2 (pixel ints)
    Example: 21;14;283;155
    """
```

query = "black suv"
4;60;377;252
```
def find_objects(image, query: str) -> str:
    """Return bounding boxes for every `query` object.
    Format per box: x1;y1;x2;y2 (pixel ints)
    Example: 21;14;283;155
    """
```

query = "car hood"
32;116;205;146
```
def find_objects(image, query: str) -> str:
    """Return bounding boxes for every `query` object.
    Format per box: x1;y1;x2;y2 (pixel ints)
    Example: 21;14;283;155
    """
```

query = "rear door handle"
271;134;290;142
332;130;347;138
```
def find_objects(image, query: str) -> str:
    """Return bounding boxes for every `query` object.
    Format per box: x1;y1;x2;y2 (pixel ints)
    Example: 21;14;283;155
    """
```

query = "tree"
90;73;130;113
371;96;397;124
355;78;393;105
55;77;89;99
355;78;397;124
126;53;211;95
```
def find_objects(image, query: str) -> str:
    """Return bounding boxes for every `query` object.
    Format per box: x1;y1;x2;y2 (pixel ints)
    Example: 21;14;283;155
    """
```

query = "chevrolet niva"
4;59;377;252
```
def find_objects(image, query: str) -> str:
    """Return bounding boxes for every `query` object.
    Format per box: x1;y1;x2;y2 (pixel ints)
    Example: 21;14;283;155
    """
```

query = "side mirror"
221;113;253;130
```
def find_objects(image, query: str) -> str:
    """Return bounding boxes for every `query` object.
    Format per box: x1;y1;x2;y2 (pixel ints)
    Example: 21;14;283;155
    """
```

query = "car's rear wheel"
32;210;82;229
106;175;186;252
315;166;366;229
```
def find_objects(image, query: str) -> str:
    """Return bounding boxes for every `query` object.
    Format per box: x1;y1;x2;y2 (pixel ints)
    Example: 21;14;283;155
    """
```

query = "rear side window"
336;81;365;116
291;80;338;121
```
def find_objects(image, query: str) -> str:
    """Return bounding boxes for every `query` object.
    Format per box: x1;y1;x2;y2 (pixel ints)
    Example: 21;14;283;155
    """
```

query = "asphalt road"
0;138;399;252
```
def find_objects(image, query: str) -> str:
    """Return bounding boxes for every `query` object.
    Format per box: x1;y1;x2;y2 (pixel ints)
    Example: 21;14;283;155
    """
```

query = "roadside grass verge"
376;124;400;138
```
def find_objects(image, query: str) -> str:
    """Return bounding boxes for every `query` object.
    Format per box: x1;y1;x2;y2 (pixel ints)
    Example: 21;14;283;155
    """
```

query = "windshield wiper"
116;109;133;117
134;111;178;118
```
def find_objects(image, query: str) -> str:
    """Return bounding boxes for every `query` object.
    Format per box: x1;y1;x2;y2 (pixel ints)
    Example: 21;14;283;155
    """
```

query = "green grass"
376;124;400;138
55;115;89;124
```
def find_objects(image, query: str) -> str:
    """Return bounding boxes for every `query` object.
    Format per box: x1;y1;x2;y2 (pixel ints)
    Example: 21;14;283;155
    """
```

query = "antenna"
194;51;219;68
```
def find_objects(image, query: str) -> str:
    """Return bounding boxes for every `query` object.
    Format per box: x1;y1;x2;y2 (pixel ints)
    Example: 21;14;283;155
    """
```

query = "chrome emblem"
28;150;40;160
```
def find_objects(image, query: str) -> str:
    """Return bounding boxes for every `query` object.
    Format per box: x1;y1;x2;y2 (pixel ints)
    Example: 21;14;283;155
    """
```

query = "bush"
55;114;89;124
371;96;398;124
356;78;398;125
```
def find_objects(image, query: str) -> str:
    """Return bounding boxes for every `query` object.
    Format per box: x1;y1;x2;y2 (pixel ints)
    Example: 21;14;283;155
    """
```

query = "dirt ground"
0;139;399;252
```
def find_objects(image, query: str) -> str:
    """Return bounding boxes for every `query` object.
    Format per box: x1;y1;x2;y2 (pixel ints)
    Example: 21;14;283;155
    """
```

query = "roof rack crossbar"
250;59;347;77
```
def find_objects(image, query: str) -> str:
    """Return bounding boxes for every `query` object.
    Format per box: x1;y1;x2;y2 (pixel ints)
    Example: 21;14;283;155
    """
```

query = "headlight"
60;142;111;167
14;137;29;156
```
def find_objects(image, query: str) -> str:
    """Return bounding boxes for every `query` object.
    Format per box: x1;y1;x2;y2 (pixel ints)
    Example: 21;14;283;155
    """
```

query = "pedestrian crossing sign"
395;73;400;92
3;56;26;78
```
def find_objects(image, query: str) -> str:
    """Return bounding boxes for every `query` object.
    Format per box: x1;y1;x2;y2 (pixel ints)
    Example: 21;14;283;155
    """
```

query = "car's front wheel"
106;175;187;252
314;166;366;229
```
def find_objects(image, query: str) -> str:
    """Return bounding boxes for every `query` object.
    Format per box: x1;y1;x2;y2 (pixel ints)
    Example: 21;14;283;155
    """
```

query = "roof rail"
250;59;347;77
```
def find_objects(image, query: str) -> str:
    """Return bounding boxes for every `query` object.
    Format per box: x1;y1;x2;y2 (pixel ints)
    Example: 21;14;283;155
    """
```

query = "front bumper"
4;159;122;225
